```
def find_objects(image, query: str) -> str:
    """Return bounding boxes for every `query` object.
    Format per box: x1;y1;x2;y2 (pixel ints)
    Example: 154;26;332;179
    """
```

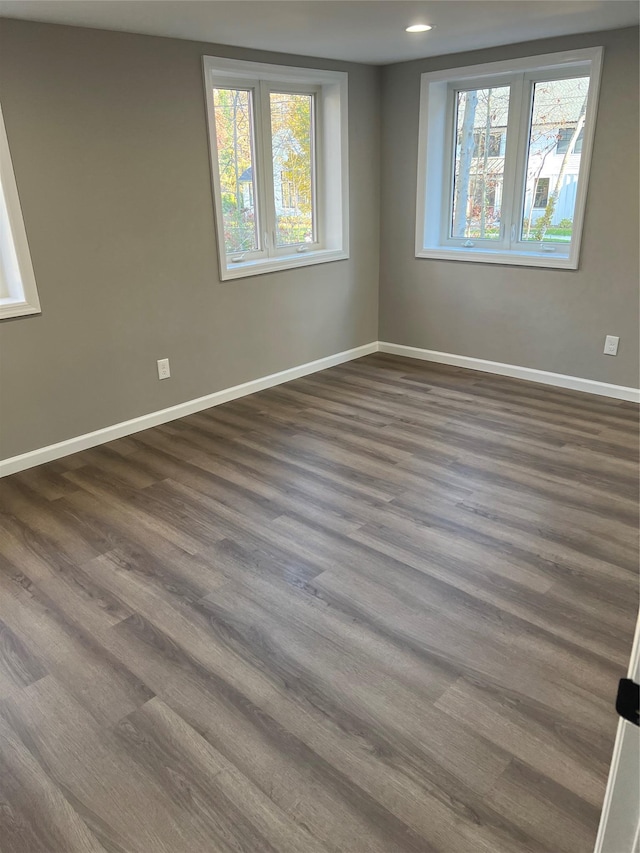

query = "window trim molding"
0;102;41;320
202;56;349;282
415;47;604;270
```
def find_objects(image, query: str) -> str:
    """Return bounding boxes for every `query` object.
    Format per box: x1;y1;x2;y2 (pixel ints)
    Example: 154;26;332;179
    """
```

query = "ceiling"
0;0;638;65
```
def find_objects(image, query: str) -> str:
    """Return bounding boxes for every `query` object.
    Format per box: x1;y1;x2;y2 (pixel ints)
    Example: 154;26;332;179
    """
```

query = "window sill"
416;246;578;270
220;247;349;281
0;295;41;320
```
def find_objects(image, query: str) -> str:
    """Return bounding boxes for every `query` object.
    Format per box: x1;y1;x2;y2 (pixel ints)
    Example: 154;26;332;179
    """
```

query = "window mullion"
254;80;277;257
500;72;528;251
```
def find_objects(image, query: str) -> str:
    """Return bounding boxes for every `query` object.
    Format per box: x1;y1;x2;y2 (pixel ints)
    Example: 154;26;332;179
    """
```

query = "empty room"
0;1;639;851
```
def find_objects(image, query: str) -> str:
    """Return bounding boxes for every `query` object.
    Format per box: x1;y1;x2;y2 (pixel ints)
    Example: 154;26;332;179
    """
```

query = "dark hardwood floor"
0;353;638;853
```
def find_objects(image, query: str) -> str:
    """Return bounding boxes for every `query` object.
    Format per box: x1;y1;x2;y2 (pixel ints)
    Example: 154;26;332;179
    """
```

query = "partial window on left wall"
0;103;41;320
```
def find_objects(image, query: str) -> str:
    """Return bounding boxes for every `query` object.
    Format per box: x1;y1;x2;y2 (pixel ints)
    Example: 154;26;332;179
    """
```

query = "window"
203;57;349;281
473;130;506;159
533;177;550;209
556;126;584;155
415;48;603;269
0;102;41;319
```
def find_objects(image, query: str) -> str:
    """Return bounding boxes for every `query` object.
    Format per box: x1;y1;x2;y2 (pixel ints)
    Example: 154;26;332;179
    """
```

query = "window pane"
270;92;314;247
451;86;510;240
212;87;259;255
521;76;590;243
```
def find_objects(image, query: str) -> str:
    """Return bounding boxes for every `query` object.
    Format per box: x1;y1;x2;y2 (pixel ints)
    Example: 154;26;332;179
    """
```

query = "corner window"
0;103;41;319
203;57;349;281
415;48;603;270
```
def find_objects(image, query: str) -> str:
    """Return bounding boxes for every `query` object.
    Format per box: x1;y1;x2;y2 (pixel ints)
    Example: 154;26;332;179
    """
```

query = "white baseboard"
0;342;378;478
2;339;638;478
378;342;640;403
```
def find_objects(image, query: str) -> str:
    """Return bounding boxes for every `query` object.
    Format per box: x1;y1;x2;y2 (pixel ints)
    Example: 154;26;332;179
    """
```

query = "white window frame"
202;57;349;281
415;47;604;270
0;102;41;319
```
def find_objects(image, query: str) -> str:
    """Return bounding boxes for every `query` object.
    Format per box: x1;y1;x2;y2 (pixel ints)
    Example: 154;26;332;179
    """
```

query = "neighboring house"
465;123;583;229
238;128;308;218
459;77;587;236
237;165;254;213
523;125;584;228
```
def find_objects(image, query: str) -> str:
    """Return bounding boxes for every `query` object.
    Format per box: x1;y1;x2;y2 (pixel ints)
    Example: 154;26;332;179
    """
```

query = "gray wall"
379;27;639;388
0;18;380;459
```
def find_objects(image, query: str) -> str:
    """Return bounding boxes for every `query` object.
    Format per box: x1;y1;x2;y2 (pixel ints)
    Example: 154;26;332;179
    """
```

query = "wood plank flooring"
0;353;637;853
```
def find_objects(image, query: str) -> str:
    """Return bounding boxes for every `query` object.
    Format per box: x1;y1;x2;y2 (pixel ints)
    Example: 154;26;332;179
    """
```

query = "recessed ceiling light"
405;24;433;33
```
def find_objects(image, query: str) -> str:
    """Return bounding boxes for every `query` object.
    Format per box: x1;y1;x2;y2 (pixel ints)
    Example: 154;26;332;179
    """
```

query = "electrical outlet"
603;335;619;356
157;358;171;379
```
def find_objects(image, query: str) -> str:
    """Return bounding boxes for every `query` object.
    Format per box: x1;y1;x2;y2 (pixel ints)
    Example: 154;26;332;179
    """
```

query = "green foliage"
271;93;313;222
521;218;572;242
224;221;256;253
533;199;557;241
276;215;312;245
213;88;256;254
221;192;238;214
